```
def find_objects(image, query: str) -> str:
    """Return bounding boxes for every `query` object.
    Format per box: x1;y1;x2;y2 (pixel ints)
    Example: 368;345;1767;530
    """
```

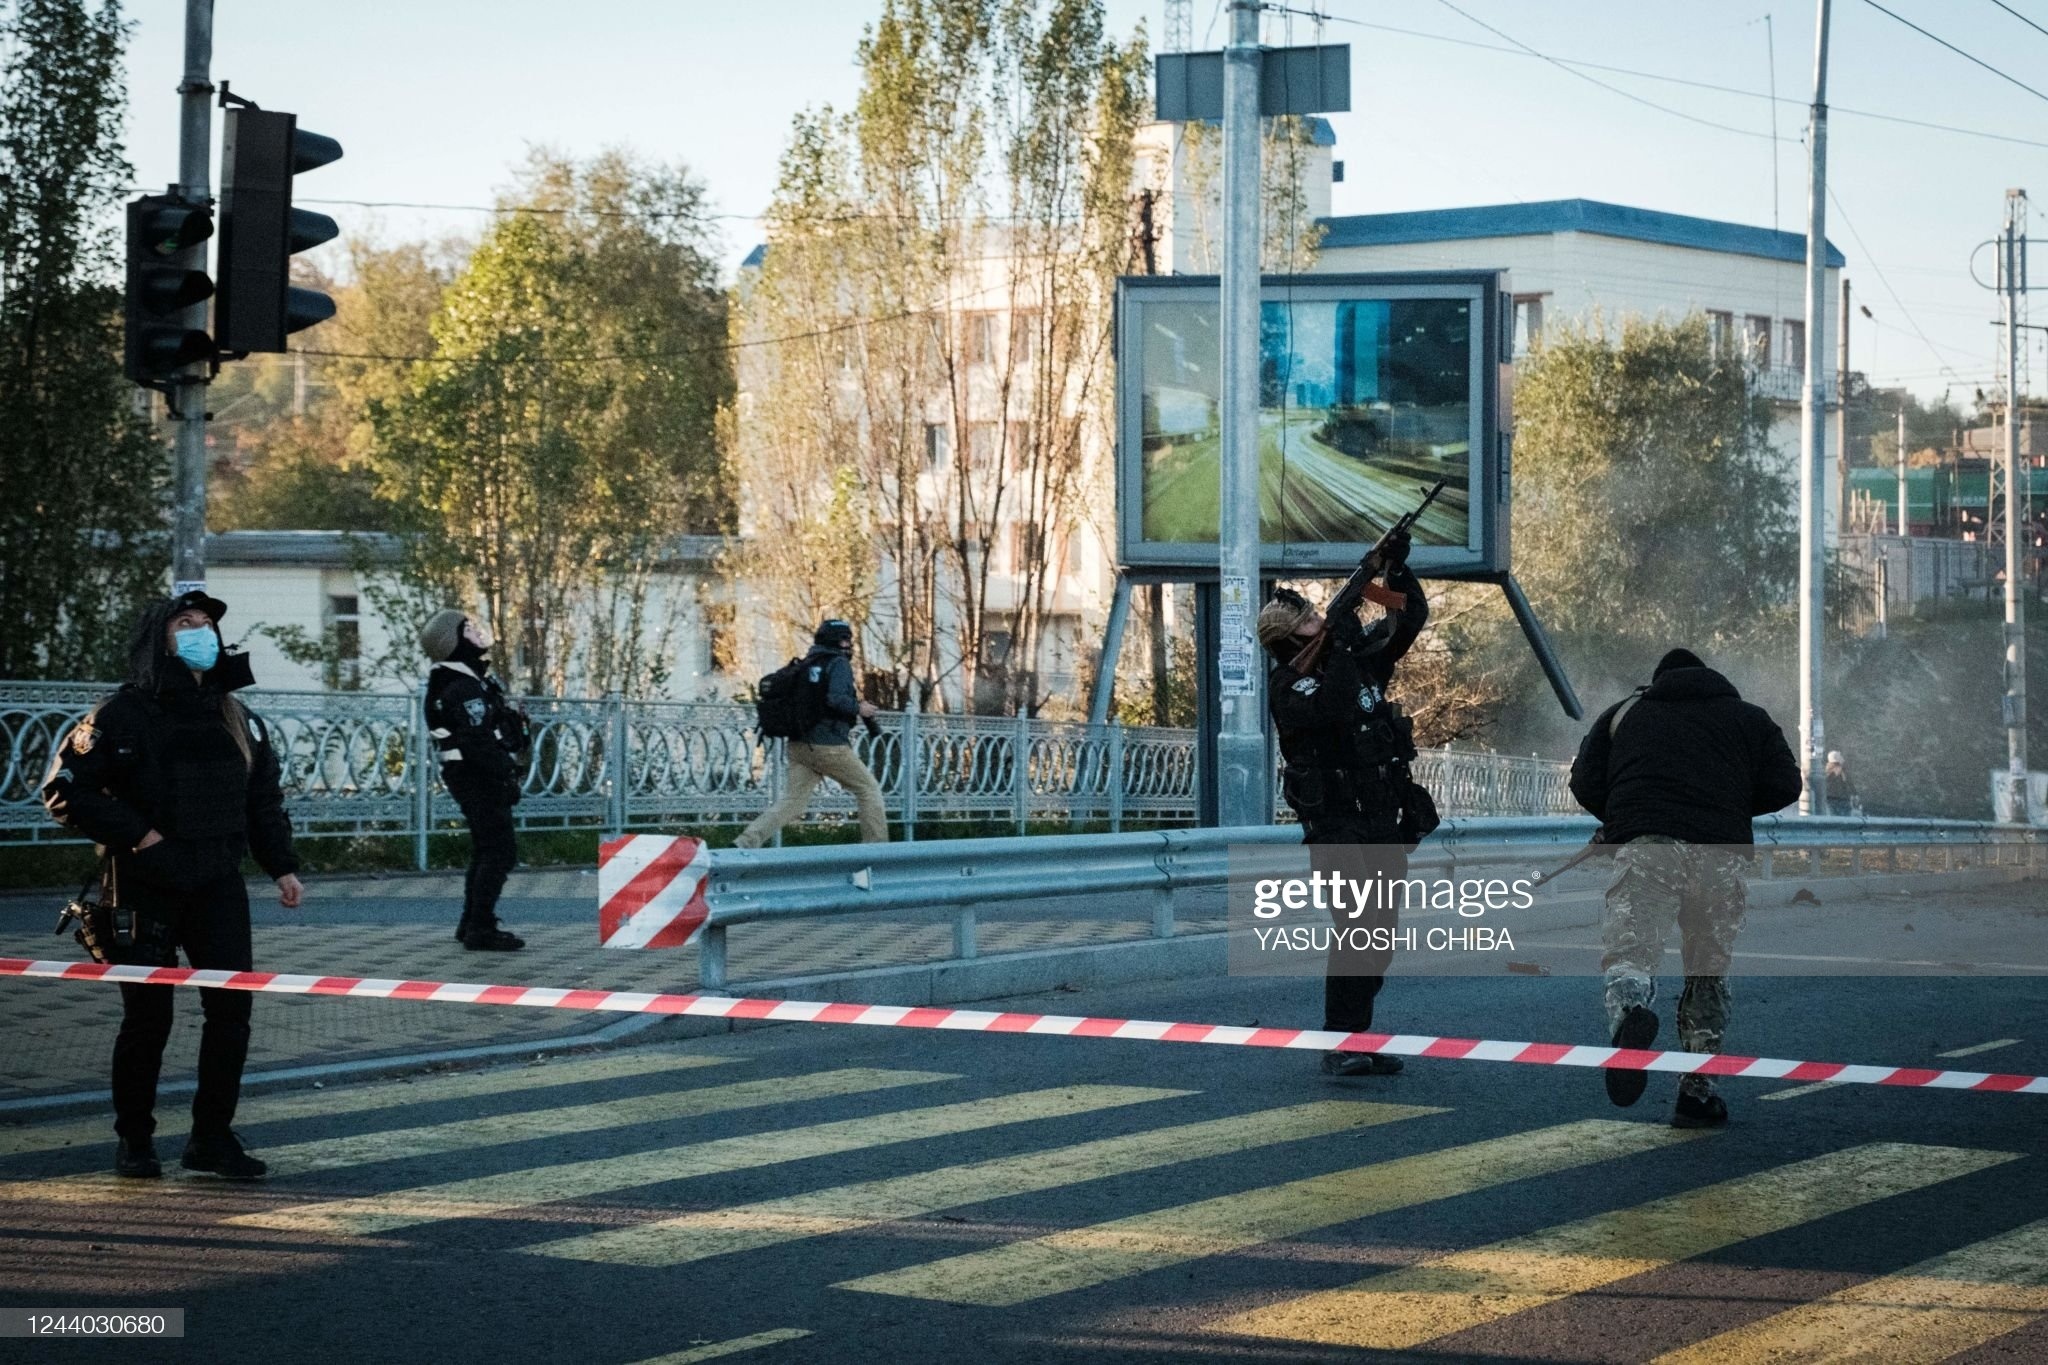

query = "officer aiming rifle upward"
1258;480;1445;1079
1286;479;1447;677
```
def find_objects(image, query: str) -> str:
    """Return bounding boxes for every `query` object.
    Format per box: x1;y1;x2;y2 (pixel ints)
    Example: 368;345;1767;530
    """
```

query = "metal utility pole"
1797;0;1832;815
1897;405;1908;536
171;0;215;595
1835;277;1850;547
1214;0;1265;829
2000;188;2030;820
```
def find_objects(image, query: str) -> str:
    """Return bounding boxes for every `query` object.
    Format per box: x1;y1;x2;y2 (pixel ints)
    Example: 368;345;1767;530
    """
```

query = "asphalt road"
3;938;2046;1364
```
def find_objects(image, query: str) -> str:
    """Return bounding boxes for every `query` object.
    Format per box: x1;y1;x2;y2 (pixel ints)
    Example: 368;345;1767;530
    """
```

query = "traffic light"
215;107;343;355
123;193;215;388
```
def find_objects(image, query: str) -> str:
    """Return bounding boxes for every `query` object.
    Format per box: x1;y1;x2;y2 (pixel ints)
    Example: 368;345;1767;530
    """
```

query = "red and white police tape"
1;955;2043;1094
597;835;709;950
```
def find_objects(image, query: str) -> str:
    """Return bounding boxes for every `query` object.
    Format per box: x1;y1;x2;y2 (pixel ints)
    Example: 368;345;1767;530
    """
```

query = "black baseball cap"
168;588;228;624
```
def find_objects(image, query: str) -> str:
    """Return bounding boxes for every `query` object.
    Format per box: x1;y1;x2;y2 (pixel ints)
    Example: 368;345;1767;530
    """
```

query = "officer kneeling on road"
42;590;306;1181
1259;528;1437;1079
420;609;530;951
1570;647;1801;1128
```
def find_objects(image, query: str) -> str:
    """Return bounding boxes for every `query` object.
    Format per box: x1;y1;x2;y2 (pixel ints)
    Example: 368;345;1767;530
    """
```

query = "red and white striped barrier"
597;835;709;950
2;956;2042;1094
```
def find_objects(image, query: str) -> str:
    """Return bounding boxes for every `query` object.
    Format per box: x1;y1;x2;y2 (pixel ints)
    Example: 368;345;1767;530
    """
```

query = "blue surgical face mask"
173;626;220;672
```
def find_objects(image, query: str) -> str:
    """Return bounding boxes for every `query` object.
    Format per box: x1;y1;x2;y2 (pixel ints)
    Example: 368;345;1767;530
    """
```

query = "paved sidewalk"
0;867;1222;1102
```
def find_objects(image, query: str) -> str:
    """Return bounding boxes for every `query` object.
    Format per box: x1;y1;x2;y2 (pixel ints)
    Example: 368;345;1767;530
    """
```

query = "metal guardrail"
0;682;1576;861
685;815;2042;986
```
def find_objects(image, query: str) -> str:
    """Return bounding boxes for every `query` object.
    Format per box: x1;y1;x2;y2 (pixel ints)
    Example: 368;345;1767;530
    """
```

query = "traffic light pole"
171;0;214;594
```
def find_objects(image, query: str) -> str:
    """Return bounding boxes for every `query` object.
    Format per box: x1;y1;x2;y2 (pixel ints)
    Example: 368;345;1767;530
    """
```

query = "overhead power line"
1858;0;2048;104
1315;4;2048;151
296;281;1020;367
1827;186;1968;384
1428;0;1773;140
1989;0;2048;42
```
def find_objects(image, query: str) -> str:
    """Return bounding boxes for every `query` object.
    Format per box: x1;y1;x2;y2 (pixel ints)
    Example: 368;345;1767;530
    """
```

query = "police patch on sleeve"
1291;677;1319;696
464;698;488;726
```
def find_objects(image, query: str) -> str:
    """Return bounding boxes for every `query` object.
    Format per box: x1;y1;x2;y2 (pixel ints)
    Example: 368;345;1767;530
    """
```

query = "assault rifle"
1529;830;1611;889
1287;478;1448;677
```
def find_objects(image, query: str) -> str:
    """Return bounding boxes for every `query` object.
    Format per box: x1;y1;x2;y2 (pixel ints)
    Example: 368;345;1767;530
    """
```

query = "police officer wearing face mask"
419;609;528;951
42;590;305;1181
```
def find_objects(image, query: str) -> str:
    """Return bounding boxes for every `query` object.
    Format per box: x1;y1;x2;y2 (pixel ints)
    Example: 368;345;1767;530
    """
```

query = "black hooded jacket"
1570;665;1802;846
41;598;297;886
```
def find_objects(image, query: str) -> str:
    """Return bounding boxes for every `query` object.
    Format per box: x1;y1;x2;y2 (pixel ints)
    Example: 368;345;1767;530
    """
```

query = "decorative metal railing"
0;682;1576;864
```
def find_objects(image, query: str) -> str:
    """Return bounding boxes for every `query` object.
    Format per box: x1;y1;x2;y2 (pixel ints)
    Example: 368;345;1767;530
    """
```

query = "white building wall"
204;556;723;699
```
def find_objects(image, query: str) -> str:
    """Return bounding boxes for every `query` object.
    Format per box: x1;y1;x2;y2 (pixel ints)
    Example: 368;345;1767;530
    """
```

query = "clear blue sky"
119;0;2048;400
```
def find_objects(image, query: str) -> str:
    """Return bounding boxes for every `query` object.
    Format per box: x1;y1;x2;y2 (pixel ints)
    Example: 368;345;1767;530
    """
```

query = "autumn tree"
358;150;729;696
735;0;1145;713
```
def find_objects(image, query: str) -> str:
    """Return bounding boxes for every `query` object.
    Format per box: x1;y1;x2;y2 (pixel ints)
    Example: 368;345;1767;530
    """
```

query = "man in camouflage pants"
1571;649;1802;1128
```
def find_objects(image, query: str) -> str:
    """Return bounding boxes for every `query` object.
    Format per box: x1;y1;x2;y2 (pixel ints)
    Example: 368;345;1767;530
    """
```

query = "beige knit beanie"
419;608;466;662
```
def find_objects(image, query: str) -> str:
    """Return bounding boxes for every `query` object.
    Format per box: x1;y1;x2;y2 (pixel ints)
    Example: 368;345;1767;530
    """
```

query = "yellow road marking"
259;1070;948;1173
837;1118;1703;1307
0;1050;732;1159
628;1329;812;1364
1;1067;940;1210
1213;1142;2019;1351
1651;1215;2048;1365
1937;1038;2021;1058
1759;1080;1846;1102
525;1100;1441;1267
229;1084;1188;1237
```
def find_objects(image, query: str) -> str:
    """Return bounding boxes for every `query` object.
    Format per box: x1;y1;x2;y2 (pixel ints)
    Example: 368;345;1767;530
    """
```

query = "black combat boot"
461;924;525;952
181;1129;268;1181
1605;1005;1660;1108
1321;1050;1404;1076
114;1136;161;1178
1672;1088;1730;1128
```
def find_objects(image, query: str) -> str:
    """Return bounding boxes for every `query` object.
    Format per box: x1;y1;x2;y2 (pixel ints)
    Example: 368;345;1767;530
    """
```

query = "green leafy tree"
1488;314;1796;746
212;237;462;531
0;0;168;679
362;150;729;697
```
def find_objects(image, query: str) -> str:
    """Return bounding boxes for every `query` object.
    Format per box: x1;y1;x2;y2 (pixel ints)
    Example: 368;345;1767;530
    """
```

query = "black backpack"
755;653;829;740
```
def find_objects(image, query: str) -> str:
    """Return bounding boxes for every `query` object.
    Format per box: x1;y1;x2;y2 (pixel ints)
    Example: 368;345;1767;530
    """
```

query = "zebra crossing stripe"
4;955;2046;1095
522;1099;1439;1268
226;1084;1188;1238
0;1068;952;1210
1650;1215;2048;1365
838;1118;1704;1306
0;1051;731;1161
1211;1142;2020;1351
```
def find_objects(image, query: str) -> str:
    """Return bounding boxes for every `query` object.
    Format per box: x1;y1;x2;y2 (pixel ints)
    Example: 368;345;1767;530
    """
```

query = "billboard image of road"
1137;296;1473;548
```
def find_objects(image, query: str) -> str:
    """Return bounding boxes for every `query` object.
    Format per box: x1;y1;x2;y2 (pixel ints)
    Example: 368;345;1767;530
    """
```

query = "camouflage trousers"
1601;835;1749;1098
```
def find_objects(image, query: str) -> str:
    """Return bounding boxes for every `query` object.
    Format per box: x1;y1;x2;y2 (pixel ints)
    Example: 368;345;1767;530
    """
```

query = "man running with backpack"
736;619;887;848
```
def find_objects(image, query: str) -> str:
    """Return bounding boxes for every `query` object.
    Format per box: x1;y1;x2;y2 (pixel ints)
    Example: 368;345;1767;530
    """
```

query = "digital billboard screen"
1116;273;1510;576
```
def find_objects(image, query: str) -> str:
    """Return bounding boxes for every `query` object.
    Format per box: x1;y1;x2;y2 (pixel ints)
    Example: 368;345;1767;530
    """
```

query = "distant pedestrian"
1569;648;1801;1128
42;589;305;1181
1823;750;1859;816
737;618;886;848
420;609;528;951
